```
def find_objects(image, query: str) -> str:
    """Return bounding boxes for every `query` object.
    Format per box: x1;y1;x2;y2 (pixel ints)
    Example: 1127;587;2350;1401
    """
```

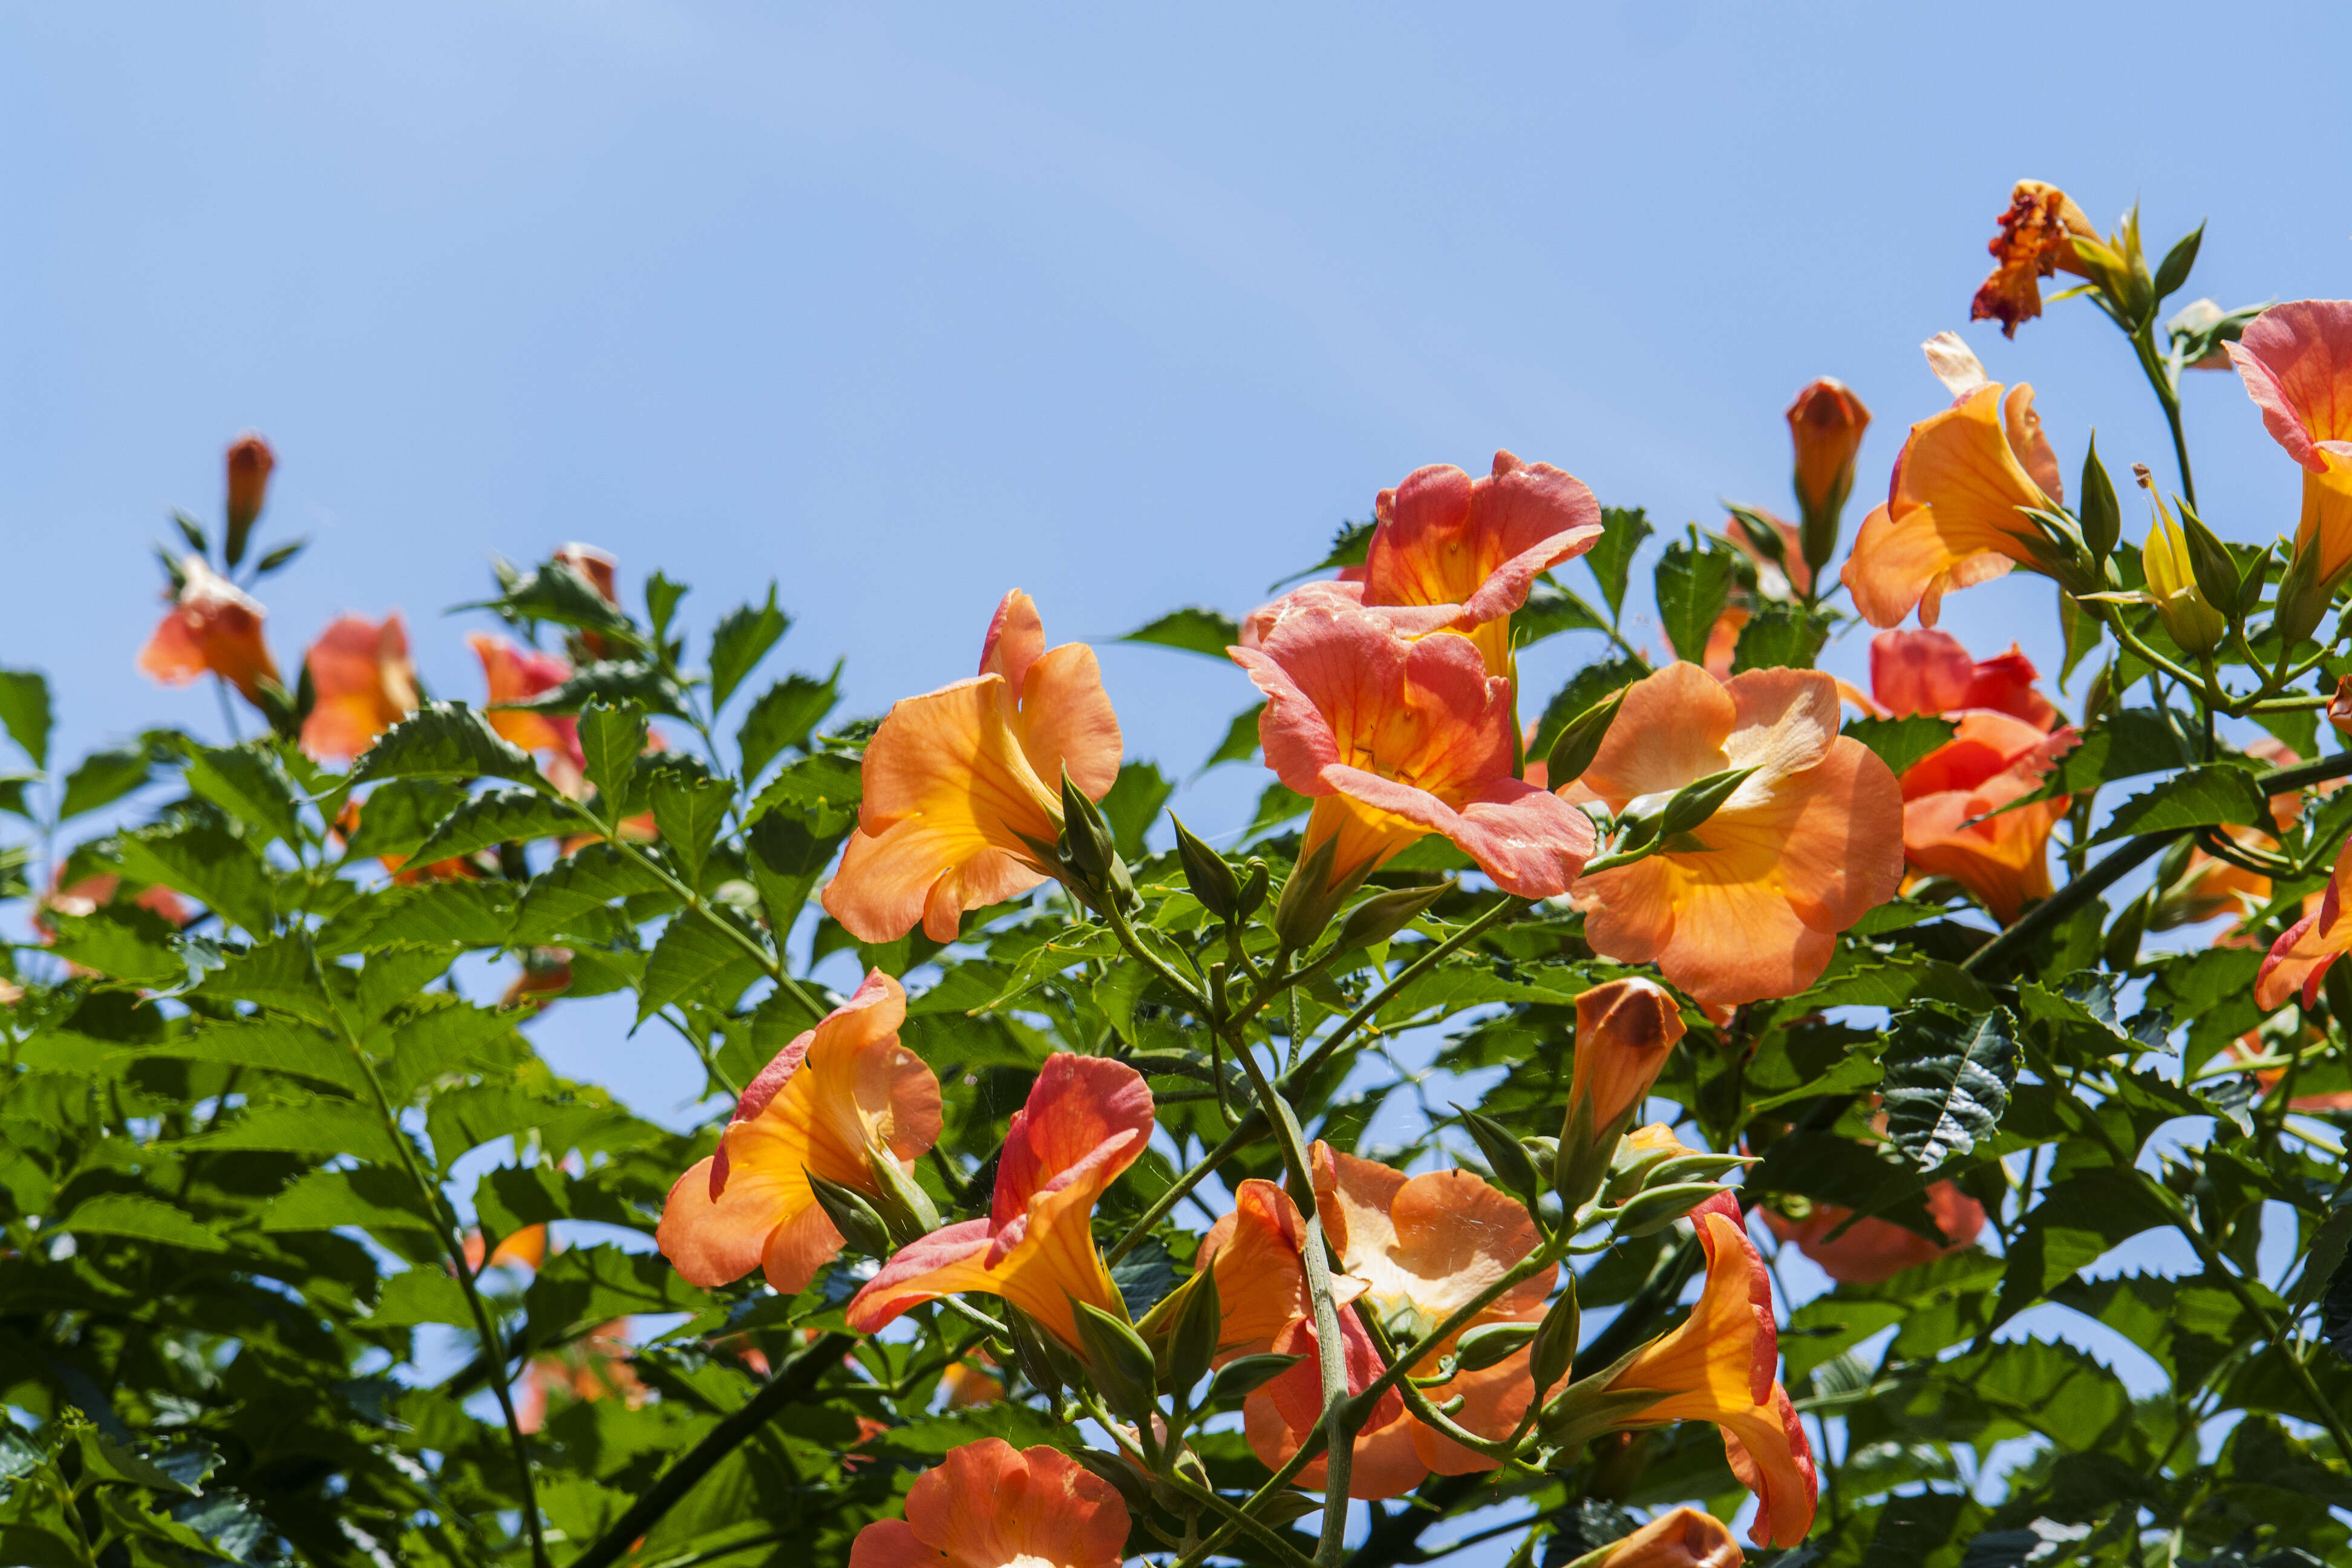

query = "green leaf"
316;880;515;954
426;1085;617;1170
351;703;539;785
142;1019;365;1094
745;812;847;939
59;745;155;820
2040;707;2190;794
2089;763;2273;843
573;699;648;814
263;1165;439;1236
1655;537;1734;666
41;906;183;986
736;664;840;783
1201;702;1264;773
483;558;644;642
1880;1004;2019;1170
2153;221;2204;301
1511;584;1611;650
0;771;33;820
514;844;670;943
651;771;734;888
1583;506;1654;623
1531;656;1646;761
1994;1169;2175;1326
1099;761;1172;861
747;751;863;830
116;822;275;935
1730;602;1832;673
1270;519;1374;589
526;1244;706;1341
175;740;301;846
2322;1247;2352;1367
645;572;688;641
0;668;51;768
1120;607;1241;659
707;588;791;712
341;778;470;861
1840;715;1955;777
56;1193;229;1253
364;1268;475;1328
376;999;526;1102
181;1097;407;1166
637;910;769;1023
408;786;583;864
1249;780;1311;834
509;659;690;720
188;933;332;1022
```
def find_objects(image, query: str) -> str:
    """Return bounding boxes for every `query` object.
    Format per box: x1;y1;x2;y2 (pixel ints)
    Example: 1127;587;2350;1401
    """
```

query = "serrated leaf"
0;771;33;820
1654;537;1733;665
2041;707;2190;794
188;933;332;1022
2322;1249;2352;1367
706;588;791;712
350;703;539;785
0;667;51;768
377;999;527;1102
480;558;644;642
141;1019;364;1094
506;659;688;720
748;751;863;829
341;778;470;861
263;1165;439;1236
1120;607;1243;659
1512;584;1612;648
408;786;583;864
116;822;275;935
1841;715;1957;777
1200;702;1264;774
1731;601;1832;673
513;844;670;944
736;664;840;783
175;740;301;846
1249;780;1310;833
577;698;648;809
180;1097;406;1165
1583;505;1653;622
2089;763;2273;843
427;1085;615;1170
363;1268;475;1328
1099;760;1171;861
42;906;184;985
315;880;515;954
60;745;155;820
637;910;769;1023
1530;655;1646;762
1881;1004;2018;1170
745;812;846;941
651;771;733;888
56;1193;229;1253
645;572;688;641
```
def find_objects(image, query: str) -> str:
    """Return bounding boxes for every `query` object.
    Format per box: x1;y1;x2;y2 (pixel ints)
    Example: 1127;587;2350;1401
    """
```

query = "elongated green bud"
1171;812;1238;922
804;1168;890;1259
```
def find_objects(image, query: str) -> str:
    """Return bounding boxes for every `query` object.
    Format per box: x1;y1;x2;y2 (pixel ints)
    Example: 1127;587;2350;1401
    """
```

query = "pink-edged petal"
843;1218;996;1332
2229;300;2352;471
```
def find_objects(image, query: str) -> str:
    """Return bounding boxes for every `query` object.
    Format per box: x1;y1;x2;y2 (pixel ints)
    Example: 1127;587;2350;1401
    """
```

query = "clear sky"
8;5;2347;1542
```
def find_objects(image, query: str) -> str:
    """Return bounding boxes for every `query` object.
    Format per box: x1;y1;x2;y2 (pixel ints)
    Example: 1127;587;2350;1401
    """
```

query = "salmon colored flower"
658;970;942;1295
224;431;276;538
1564;664;1904;1007
1969;180;2096;338
939;1354;1005;1410
1787;377;1870;535
2230;1027;2352;1113
1762;1183;1985;1285
554;542;619;605
462;1224;550;1274
2258;840;2352;1010
515;1319;645;1434
1840;360;2067;628
848;1439;1128;1568
1898;711;2076;925
1184;1178;1357;1356
500;949;572;1009
1868;629;2059;731
300;613;420;760
37;872;193;936
1594;1508;1743;1568
139;557;280;704
848;1053;1152;1353
2229;300;2352;589
1244;1146;1552;1498
1569;978;1686;1131
1233;596;1595;895
470;632;581;763
1602;1197;1815;1547
825;591;1122;944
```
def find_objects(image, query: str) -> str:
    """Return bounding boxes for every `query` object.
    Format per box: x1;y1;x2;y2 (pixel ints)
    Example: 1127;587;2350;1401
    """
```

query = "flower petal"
2228;299;2352;471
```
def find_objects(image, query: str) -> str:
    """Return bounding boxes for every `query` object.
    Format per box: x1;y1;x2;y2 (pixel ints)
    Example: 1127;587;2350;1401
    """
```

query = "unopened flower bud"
1786;377;1870;575
2140;491;2227;656
224;431;275;567
1555;979;1685;1210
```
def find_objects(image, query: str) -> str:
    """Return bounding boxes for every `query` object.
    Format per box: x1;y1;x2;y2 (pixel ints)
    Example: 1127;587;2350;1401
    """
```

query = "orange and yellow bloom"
1234;595;1595;895
2229;300;2352;589
1602;1196;1815;1547
1841;339;2068;628
471;632;581;767
658;970;942;1295
1867;628;2059;731
1593;1508;1743;1568
139;557;280;705
1564;664;1904;1007
2258;840;2352;1011
1787;377;1870;537
1969;180;2096;338
848;1439;1128;1568
825;590;1122;943
847;1052;1152;1353
1896;711;2076;926
300;612;420;760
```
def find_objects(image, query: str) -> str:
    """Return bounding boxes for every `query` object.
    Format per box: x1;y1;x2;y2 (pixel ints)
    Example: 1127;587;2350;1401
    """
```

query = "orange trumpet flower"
825;591;1122;944
224;431;275;540
1593;1508;1743;1568
1567;978;1687;1132
2258;840;2352;1010
1184;1178;1360;1356
1762;1182;1985;1285
139;557;280;705
1564;664;1904;1007
1787;378;1870;539
2229;300;2352;589
847;1052;1152;1353
1243;1146;1552;1498
300;613;420;760
470;632;581;764
1868;628;2059;731
1233;595;1595;895
847;1439;1128;1568
658;970;942;1295
1897;711;2076;926
1601;1196;1815;1547
1841;338;2068;629
1969;180;2096;338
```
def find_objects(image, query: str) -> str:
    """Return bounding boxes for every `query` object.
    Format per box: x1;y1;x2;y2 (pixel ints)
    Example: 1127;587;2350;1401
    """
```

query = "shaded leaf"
56;1193;230;1254
0;667;51;768
351;703;538;785
1099;761;1172;861
60;745;156;820
1653;535;1732;665
1881;1004;2019;1170
1583;505;1653;622
1120;607;1241;660
1841;715;1956;777
737;664;839;783
1731;601;1833;673
116;822;275;935
578;699;647;810
409;786;582;864
706;588;790;712
638;910;769;1023
2090;763;2272;843
651;771;733;888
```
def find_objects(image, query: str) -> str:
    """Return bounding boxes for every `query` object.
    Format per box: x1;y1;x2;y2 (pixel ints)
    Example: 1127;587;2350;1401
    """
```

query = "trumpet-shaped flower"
2258;840;2352;1010
1604;1198;1815;1547
471;632;581;765
1568;977;1687;1132
1565;664;1904;1007
1186;1178;1368;1356
658;971;942;1295
1233;596;1595;894
1594;1508;1743;1568
1762;1182;1985;1285
848;1053;1152;1353
1787;378;1870;540
849;1439;1128;1568
825;592;1122;943
1969;180;2096;337
139;557;280;704
1841;368;2066;629
1898;711;2076;925
301;613;420;760
1868;629;2059;731
2229;300;2352;587
1244;1145;1552;1497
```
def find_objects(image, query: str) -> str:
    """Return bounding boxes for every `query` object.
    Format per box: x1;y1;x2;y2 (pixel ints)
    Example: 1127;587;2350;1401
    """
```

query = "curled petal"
139;557;279;702
1594;1507;1743;1568
1870;629;2059;730
2258;848;2352;1009
1245;1310;1419;1499
2227;299;2352;471
301;613;419;760
472;632;579;759
850;1438;1128;1568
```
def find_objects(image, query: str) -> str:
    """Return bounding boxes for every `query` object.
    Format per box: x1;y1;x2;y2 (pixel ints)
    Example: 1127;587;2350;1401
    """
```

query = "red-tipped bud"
224;432;275;564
